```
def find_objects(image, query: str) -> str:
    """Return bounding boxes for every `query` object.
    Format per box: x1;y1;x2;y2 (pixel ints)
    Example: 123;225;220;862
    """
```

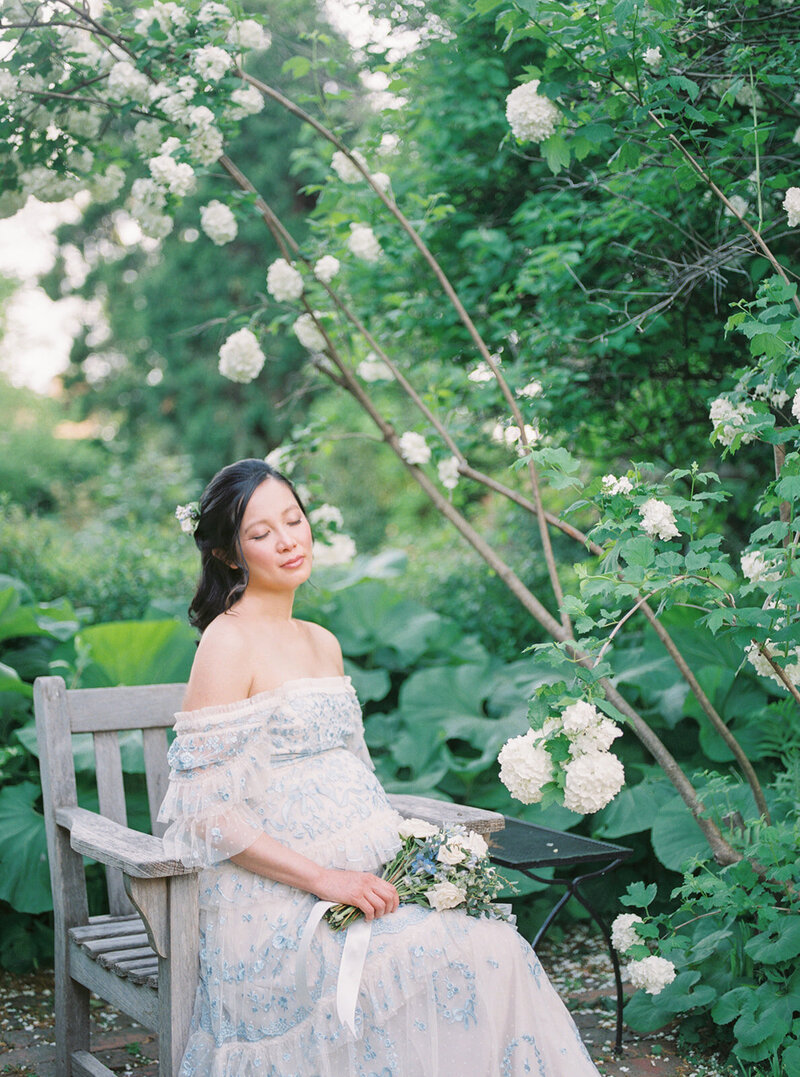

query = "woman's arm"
230;832;399;920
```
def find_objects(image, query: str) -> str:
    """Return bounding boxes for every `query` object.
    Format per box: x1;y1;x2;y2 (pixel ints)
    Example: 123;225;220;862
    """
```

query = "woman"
160;457;601;1076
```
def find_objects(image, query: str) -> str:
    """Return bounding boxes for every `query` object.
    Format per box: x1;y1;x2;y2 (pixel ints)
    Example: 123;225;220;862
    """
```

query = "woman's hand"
314;868;399;921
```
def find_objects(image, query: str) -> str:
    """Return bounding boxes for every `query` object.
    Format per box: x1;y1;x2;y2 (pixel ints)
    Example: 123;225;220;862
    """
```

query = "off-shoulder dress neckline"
174;674;354;721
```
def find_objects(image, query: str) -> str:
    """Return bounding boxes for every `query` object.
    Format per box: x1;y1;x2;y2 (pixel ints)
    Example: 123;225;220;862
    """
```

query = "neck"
237;585;296;622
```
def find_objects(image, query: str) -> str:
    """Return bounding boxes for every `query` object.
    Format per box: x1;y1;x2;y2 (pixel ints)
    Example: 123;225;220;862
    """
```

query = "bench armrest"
387;793;504;836
56;806;195;879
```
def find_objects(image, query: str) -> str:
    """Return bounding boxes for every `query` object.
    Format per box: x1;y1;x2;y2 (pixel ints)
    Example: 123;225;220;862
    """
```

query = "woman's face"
237;478;313;592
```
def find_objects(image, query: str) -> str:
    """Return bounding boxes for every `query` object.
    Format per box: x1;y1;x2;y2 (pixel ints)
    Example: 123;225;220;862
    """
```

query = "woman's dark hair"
188;458;306;632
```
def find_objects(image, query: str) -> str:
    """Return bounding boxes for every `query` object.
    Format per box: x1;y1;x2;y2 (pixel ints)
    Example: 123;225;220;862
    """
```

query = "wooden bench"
35;675;503;1077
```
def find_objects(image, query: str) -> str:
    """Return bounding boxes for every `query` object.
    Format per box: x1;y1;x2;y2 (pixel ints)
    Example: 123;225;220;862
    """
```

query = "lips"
281;555;305;569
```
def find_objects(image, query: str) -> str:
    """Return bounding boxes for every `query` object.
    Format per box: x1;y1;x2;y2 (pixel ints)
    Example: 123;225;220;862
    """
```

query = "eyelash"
252;518;303;541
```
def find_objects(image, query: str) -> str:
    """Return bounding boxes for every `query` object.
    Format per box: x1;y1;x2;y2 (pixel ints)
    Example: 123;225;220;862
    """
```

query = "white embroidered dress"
159;675;601;1077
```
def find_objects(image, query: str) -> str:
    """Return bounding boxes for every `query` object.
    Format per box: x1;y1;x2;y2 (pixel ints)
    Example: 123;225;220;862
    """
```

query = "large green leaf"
76;620;196;686
650;798;708;870
593;776;674;838
744;917;800;965
0;782;52;913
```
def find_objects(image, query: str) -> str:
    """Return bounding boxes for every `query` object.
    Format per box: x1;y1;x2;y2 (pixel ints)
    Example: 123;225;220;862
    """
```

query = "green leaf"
542;134;570;175
76;620;197;686
620;881;658;909
650;799;708;871
0;782;51;914
594;778;673;838
744;917;800;964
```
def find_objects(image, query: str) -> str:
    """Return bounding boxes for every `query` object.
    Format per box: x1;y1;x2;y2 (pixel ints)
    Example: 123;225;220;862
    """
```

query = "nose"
276;529;296;552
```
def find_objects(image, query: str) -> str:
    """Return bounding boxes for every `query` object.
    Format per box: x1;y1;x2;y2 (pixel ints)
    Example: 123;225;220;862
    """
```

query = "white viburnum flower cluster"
497;730;554;804
309;504;344;531
783;188;800;228
611;913;645;953
638;498;680;542
331;149;368;183
505;80;560;143
293;313;326;352
200;200;237;245
601;474;633;496
313;255;340;283
626;955;677;995
186;106;224;166
348;224;382;262
745;641;800;690
438;456;460;491
398;432;431;465
198;1;233;24
752;383;789;409
133;120;165;157
129;178;173;239
107;61;150;104
192;44;232;81
134;2;189;39
741;550;781;584
227;19;271;51
642;46;662;67
217;327;266;383
148;152;196;196
709;396;756;447
266;259;304;302
357;355;392;381
313;533;357;567
563;751;625;813
725;194;749;218
793;388;800;424
228;84;265;120
91;164;126;204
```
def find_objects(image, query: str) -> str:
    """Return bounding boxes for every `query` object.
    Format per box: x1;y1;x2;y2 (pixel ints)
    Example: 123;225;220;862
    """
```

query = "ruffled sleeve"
158;699;270;868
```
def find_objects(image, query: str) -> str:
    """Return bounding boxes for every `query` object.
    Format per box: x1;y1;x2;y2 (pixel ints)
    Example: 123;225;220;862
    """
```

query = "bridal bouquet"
325;817;515;931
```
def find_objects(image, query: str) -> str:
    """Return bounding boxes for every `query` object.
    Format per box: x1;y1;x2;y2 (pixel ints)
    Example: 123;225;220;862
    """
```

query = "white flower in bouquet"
708;396;756;447
437;842;467;866
639;498;680;542
611;913;645;953
312;533;357;567
425;879;467;911
505;80;560;143
192;44;232;81
398;431;431;465
498;730;554;804
642;46;662;68
792;387;800;424
331;149;368;183
218;327;265;383
293;313;327;351
348;223;382;262
561;700;599;735
563;750;624;814
783;188;800;228
107;61;150;104
740;550;780;584
266;259;304;302
229;85;265;119
200;201;237;245
397;818;439;840
601;474;633;496
457;830;489;858
569;718;623;756
227;19;271;51
626;955;676;995
313;255;340;283
438;456;460;491
91;165;125;204
149;154;196;196
358;355;392;381
309;504;344;530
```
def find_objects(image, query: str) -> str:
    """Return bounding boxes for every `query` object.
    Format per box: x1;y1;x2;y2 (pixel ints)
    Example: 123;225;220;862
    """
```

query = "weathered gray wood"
98;945;158;968
127;876;169;957
388;793;505;835
67;683;185;733
57;806;192;878
116;957;159;974
71;1050;115;1077
158;873;200;1077
69;942;159;1031
93;730;135;916
143;726;170;837
86;913;140;925
34;676;91;1075
79;933;150;957
71;917;145;943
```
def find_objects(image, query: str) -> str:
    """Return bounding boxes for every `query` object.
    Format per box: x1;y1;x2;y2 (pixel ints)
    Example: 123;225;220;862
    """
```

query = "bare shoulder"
183;612;254;710
299;620;344;673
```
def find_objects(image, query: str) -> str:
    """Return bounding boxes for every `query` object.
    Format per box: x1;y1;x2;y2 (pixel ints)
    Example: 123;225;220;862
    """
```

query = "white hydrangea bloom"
292;313;326;351
227;19;271;51
266;258;304;302
611;913;645;954
309;504;344;530
741;550;780;584
725;194;749;218
783;188;800;228
792;388;800;424
569;718;623;757
133;120;165;157
498;730;554;805
200;200;237;245
601;474;634;496
348;223;382;262
66;109;103;140
91;164;126;203
106;61;150;104
129;177;173;238
192;44;232;81
639;499;680;542
312;533;357;566
218;327;266;383
563;750;625;813
331;149;368;183
438;456;460;491
425;880;467;911
313;255;340;283
505;80;560;143
159;91;194;124
397;817;439;839
229;84;264;119
642;46;662;67
148;154;196;196
358;355;392;381
626;956;677;995
187;124;224;166
198;0;232;23
398;431;431;465
709;396;756;446
561;700;600;735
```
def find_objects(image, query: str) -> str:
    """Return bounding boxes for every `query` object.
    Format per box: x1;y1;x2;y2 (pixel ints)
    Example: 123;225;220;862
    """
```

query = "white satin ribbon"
296;900;374;1037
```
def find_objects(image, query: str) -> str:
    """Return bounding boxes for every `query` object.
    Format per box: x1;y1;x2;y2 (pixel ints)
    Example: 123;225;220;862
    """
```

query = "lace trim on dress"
173;675;354;728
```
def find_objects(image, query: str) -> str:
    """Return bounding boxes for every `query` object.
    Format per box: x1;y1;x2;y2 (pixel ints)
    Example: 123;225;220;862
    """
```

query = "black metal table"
489;817;633;1052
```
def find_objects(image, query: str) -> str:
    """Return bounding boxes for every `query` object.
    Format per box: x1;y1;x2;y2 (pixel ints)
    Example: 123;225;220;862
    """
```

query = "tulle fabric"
158;676;600;1077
